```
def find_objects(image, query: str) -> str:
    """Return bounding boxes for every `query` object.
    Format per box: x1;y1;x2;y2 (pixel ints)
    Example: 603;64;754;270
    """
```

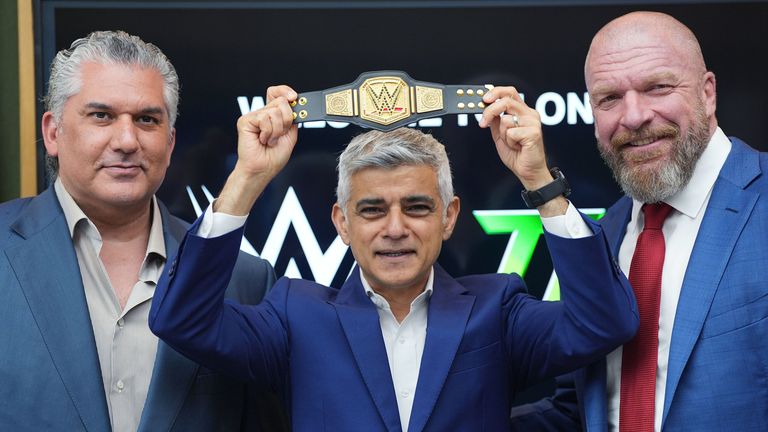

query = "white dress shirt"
606;128;731;432
362;270;432;432
55;179;166;432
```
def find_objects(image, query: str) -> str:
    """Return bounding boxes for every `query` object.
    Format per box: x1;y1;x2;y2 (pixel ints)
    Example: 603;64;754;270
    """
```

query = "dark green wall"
1;1;20;202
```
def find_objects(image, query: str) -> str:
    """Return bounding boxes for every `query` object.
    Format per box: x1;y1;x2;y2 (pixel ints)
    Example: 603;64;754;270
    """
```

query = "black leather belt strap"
291;70;493;131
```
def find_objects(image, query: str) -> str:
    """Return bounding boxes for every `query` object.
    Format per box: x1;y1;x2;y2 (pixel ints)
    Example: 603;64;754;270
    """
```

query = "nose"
110;115;140;153
619;91;653;131
383;210;408;240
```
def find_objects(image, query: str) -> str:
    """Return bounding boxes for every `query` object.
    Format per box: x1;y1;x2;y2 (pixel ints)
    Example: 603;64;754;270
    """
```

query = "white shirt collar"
54;177;166;260
361;267;434;311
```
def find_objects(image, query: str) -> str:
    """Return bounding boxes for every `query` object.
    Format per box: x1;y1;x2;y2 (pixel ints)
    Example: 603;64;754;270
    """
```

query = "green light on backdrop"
473;208;605;301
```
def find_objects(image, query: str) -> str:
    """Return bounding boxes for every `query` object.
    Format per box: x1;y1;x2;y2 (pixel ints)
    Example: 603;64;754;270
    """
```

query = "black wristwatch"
520;168;571;208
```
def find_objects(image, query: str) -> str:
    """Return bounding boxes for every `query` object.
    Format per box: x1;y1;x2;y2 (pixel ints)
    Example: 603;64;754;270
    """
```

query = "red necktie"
619;202;674;432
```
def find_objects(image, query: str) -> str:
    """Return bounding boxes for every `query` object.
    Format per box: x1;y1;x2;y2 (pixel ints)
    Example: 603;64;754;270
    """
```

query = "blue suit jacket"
0;187;286;431
510;137;768;431
150;214;639;432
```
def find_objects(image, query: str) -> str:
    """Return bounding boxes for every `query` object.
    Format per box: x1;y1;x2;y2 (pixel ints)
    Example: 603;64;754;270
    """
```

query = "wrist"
231;161;273;183
537;196;569;217
519;167;556;191
520;167;571;209
215;165;272;216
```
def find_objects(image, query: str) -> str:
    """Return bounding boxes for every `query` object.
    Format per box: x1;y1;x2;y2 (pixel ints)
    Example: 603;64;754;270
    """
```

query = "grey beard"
599;111;711;204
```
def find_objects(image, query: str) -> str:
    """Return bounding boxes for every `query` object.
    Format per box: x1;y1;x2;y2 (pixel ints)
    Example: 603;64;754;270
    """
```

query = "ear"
166;127;176;167
702;71;717;118
41;112;60;157
441;196;461;241
331;203;350;245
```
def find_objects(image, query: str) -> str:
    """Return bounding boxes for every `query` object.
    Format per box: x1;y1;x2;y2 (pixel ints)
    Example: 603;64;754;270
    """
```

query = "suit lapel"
5;188;110;431
662;138;760;425
138;207;199;432
599;197;633;254
408;266;474;432
334;267;402;432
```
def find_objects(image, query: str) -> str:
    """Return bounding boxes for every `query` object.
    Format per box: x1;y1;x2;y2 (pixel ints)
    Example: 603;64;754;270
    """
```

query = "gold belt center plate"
358;76;411;126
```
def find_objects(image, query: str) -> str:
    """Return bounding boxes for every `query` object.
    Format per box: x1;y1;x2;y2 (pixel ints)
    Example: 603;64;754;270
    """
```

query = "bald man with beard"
510;11;768;432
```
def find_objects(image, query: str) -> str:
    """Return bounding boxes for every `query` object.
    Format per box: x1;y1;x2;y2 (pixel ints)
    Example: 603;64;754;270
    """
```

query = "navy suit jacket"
0;186;286;431
150;213;639;432
510;137;768;431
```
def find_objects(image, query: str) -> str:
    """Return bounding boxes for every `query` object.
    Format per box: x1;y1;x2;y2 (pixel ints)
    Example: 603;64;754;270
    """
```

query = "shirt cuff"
540;201;593;239
197;202;248;238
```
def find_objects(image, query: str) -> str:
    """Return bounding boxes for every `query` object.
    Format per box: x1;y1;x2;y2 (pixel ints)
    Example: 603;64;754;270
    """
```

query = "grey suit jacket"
0;186;288;431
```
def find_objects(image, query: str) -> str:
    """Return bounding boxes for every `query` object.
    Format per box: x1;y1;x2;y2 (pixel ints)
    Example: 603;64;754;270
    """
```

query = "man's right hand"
215;85;299;216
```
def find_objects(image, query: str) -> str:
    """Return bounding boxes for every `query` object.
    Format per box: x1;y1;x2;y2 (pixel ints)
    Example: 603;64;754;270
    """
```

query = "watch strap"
521;168;571;208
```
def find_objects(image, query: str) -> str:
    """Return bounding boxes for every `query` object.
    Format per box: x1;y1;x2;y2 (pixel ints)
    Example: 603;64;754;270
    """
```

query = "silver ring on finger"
511;113;520;128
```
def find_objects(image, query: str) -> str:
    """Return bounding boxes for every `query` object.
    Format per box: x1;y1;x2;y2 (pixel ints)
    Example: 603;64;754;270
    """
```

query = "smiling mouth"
613;129;678;164
624;136;661;147
617;131;675;150
102;165;143;176
376;250;414;258
613;124;679;149
103;162;143;170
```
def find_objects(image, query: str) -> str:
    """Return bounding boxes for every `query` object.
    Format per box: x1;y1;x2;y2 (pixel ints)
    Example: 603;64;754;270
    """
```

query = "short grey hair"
44;30;179;180
336;128;454;213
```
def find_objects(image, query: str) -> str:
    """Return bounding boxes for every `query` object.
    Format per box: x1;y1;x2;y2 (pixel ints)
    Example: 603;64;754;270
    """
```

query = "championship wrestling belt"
290;70;493;131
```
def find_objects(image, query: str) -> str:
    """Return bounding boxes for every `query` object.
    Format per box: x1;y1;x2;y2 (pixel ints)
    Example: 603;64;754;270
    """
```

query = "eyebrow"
355;198;386;209
138;106;166;116
84;102;166;116
634;71;679;90
401;195;436;207
83;102;112;111
353;195;436;209
591;71;679;97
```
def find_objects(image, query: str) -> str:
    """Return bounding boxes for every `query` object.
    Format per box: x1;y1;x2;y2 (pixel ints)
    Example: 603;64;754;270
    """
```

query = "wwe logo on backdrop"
185;185;348;286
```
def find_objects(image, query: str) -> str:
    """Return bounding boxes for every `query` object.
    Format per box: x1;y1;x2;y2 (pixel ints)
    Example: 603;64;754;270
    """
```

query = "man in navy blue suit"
510;11;768;432
0;31;285;431
150;83;639;431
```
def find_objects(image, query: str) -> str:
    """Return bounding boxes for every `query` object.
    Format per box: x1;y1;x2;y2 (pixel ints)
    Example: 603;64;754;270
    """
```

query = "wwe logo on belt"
367;83;401;113
359;76;411;125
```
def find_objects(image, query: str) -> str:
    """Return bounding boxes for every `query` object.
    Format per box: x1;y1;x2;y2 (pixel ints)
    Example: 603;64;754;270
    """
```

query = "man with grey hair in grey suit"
0;30;286;431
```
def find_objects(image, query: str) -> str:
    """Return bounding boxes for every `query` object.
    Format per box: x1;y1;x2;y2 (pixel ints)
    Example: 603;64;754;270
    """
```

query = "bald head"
586;12;706;87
